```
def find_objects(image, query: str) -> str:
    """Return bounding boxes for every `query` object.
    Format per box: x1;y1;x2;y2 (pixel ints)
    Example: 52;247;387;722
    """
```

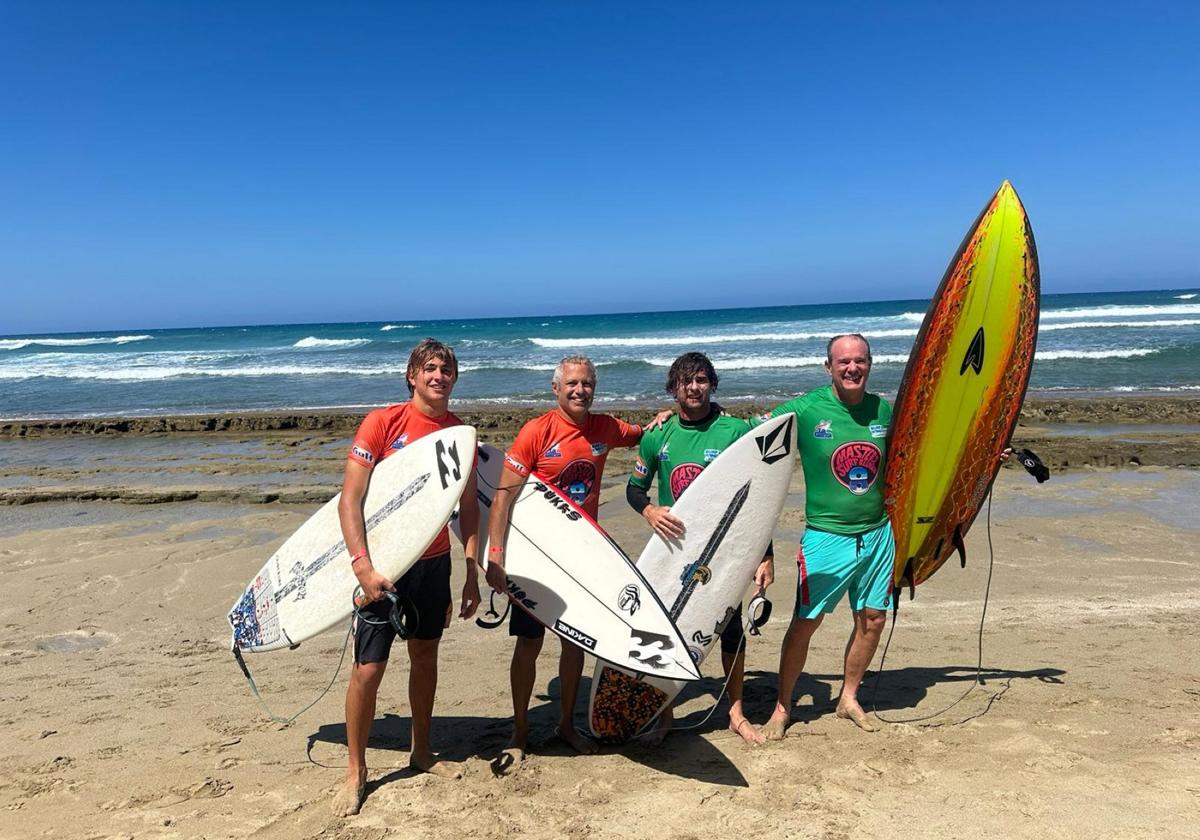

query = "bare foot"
835;701;879;732
760;711;789;741
330;768;366;817
730;716;765;746
491;740;526;775
640;709;673;746
409;752;464;779
556;725;599;755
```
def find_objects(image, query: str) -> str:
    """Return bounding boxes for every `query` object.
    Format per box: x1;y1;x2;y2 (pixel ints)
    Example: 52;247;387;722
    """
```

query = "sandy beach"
2;399;1199;839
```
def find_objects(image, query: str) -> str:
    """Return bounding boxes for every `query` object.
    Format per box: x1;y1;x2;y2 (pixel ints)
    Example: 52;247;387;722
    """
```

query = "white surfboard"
228;425;477;653
588;413;796;740
454;444;700;682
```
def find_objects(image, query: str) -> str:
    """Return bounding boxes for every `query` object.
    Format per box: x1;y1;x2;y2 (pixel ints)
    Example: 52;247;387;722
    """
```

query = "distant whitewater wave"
1035;348;1157;361
380;324;416;331
898;312;927;322
640;354;912;369
0;362;407;382
1111;384;1200;392
1040;303;1200;319
0;334;153;351
529;328;919;348
459;362;557;372
1175;293;1197;300
293;337;372;349
1038;319;1200;332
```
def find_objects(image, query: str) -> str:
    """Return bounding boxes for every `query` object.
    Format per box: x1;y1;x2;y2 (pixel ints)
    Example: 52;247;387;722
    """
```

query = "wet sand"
0;399;1198;838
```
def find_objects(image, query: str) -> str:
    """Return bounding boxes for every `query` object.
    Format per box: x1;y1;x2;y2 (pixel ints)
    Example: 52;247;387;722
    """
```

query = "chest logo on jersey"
658;444;670;462
703;448;722;463
869;424;888;438
544;442;562;458
670;463;705;499
556;459;597;507
351;445;375;464
590;442;607;456
831;441;882;496
813;420;833;439
391;433;410;451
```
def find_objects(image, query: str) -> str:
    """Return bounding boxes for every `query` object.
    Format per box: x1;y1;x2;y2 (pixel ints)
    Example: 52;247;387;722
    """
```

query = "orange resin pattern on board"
885;181;1041;594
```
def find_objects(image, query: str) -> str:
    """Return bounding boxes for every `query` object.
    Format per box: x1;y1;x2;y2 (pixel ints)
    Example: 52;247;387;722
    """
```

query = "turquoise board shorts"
794;521;894;618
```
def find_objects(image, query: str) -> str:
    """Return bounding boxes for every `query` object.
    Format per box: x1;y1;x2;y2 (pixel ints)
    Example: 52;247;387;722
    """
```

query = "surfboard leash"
641;596;772;739
232;623;355;726
868;492;1010;726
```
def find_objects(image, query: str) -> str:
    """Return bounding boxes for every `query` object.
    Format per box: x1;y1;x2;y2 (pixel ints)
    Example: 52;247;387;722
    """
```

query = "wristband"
350;549;369;563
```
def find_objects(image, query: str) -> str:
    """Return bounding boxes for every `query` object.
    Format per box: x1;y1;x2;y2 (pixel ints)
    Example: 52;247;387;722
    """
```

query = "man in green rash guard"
756;333;894;738
626;352;775;745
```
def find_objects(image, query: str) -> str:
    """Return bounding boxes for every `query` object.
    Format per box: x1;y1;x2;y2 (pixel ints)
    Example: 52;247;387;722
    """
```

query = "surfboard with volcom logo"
588;413;796;741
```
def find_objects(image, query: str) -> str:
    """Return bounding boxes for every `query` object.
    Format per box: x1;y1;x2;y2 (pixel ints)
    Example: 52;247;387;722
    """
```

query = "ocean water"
2;289;1198;419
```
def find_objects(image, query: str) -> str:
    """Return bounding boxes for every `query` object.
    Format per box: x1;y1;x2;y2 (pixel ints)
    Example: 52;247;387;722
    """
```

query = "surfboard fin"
952;525;967;569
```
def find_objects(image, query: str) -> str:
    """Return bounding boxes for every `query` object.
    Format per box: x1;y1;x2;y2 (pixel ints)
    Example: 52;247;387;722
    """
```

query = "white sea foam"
1035;348;1157;361
1040;303;1200;319
528;328;919;348
640;354;912;369
293;337;372;348
1038;319;1200;331
1174;293;1197;300
459;362;558;372
1110;384;1200;392
0;334;153;351
0;362;407;381
380;324;416;331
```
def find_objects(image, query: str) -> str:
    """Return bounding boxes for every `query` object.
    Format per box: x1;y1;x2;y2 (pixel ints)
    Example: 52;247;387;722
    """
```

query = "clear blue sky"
2;2;1197;334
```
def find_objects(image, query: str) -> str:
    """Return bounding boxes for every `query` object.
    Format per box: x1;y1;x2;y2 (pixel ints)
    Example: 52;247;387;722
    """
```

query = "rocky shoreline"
2;397;1198;506
3;396;1199;438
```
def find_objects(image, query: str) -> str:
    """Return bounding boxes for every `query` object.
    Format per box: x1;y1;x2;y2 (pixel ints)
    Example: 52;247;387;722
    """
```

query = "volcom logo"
436;439;462;489
617;584;641;616
961;327;985;375
756;415;794;464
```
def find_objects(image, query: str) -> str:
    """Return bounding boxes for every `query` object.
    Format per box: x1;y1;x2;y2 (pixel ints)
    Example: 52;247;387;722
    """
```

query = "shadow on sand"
304;663;1064;795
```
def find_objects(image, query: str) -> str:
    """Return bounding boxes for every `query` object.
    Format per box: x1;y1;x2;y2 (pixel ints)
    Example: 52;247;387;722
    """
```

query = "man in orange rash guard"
484;355;648;765
331;339;481;817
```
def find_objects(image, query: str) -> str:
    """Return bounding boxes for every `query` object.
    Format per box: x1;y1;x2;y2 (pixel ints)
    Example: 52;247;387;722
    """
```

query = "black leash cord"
869;492;1011;726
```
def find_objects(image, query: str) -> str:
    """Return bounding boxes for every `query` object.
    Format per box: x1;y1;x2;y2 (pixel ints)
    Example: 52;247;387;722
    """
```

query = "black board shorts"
353;552;452;664
509;602;546;640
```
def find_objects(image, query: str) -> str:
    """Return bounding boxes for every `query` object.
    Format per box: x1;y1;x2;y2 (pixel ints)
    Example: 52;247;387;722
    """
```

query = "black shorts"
508;601;546;640
353;553;452;664
719;603;745;655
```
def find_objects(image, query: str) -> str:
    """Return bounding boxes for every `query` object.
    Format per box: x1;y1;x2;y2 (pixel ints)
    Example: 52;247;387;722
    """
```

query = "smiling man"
484;355;645;763
756;333;894;738
626;352;774;745
332;338;481;816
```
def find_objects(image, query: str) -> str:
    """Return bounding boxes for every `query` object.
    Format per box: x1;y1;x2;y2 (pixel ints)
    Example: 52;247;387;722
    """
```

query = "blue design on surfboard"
229;589;263;649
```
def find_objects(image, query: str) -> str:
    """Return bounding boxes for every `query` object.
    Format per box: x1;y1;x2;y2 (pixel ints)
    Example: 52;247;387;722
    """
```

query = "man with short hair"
626;351;775;744
332;339;481;816
757;333;893;738
484;355;645;762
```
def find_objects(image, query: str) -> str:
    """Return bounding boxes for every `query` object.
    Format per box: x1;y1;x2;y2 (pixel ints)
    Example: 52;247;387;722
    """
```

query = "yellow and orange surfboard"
885;181;1040;596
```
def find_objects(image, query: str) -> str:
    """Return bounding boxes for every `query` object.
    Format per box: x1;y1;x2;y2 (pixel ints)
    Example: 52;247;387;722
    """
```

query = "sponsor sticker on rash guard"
351;445;375;464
